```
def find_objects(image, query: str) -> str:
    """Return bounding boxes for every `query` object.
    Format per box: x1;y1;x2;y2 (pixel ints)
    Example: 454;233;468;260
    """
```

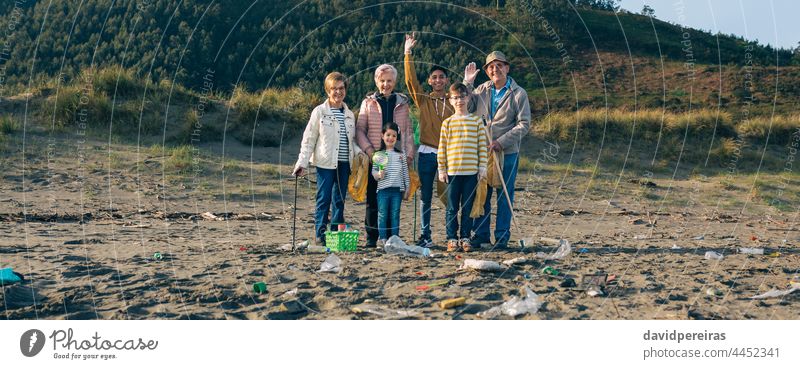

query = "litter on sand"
252;282;267;293
280;240;310;252
749;283;800;299
546;239;572;260
478;287;542;318
541;266;559;276
318;254;341;273
384;236;431;257
351;304;419;319
416;278;451;291
438;297;466;309
502;257;528;266
586;286;604;297
417;278;452;291
580;274;607;289
580;273;607;297
0;268;24;285
460;259;503;271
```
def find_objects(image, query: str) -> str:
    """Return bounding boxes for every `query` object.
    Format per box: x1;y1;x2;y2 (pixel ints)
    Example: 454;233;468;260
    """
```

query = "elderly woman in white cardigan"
293;72;360;246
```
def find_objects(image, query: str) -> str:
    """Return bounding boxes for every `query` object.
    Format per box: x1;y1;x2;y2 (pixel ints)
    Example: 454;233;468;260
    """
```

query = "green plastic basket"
325;231;359;252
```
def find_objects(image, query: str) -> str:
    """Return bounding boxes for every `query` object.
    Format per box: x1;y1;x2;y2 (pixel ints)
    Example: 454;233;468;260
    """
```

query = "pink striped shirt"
355;92;414;160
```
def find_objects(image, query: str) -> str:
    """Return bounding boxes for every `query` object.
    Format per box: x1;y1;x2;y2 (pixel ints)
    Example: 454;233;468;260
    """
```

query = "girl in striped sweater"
438;83;488;252
372;122;411;247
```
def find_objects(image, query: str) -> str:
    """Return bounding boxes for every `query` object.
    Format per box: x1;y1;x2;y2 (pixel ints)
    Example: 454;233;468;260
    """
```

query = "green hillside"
1;0;799;173
1;0;796;98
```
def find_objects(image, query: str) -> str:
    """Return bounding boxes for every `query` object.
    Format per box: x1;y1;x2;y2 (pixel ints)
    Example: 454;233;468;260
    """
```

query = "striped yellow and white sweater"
437;113;488;176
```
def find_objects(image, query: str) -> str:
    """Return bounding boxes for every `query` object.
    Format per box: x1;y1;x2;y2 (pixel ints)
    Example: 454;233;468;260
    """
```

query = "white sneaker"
377;239;386;249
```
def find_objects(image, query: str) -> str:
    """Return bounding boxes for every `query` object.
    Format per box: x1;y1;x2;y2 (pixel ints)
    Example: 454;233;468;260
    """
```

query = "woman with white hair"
356;64;414;248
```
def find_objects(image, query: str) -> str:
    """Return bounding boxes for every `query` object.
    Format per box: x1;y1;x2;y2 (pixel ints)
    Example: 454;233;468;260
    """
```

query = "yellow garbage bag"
437;178;448;207
406;169;421;201
348;152;369;202
487;151;504;189
470;177;488;218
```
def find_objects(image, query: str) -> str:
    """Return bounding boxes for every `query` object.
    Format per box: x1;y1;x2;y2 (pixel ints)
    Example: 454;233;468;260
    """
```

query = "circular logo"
20;329;46;357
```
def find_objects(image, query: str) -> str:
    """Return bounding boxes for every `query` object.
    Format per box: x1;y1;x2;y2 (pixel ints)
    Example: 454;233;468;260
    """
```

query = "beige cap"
483;51;509;69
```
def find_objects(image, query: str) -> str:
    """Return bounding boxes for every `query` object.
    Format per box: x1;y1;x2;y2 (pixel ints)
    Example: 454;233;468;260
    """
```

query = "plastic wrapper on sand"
478;287;542;318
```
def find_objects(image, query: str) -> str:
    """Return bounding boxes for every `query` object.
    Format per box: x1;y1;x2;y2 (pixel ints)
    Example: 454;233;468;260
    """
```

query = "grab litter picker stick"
413;193;418;240
292;174;298;252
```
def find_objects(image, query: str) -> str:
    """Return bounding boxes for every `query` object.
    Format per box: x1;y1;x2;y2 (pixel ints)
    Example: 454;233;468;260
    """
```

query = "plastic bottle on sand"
306;245;331;253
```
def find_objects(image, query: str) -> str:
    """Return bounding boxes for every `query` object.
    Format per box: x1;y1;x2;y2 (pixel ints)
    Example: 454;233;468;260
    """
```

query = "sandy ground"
1;132;798;320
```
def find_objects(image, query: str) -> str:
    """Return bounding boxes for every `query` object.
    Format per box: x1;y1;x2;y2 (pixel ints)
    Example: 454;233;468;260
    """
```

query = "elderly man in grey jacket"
463;51;531;249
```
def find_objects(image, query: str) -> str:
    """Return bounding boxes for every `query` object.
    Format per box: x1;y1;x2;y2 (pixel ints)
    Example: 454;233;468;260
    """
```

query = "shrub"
0;115;20;134
93;66;142;98
534;108;736;142
164;145;194;174
737;114;800;145
229;86;317;146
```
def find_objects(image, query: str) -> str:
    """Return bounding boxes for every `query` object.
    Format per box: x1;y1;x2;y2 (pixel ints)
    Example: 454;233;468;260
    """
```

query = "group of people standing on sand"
293;34;531;252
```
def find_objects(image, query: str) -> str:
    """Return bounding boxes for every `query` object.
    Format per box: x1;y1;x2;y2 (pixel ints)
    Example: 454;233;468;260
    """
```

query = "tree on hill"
575;0;619;11
793;41;800;66
641;4;655;18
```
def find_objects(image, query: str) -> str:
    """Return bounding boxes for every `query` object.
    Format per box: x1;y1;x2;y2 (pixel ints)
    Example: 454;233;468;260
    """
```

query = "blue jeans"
315;162;350;243
446;174;478;240
473;153;518;244
417;152;437;239
377;187;402;240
